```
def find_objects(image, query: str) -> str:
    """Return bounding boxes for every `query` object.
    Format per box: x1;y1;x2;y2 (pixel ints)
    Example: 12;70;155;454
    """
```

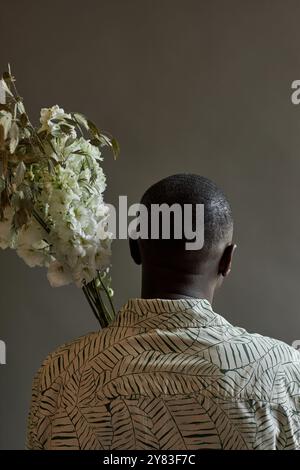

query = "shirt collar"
110;298;229;330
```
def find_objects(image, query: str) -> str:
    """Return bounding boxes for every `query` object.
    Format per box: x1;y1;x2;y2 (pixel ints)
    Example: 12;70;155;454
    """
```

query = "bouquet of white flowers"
0;66;119;327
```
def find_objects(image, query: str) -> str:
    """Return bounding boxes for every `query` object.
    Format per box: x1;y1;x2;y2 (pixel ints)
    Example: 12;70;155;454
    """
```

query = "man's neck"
141;267;215;304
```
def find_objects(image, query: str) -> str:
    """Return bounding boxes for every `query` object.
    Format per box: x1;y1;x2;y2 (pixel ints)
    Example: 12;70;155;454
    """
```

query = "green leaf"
47;158;56;175
64;136;76;148
111;137;120;159
99;133;111;146
50;118;63;124
9;122;19;154
37;129;47;140
64;117;77;127
20;113;28;127
87;119;100;137
0;104;10;112
90;137;101;147
0;79;13;97
2;71;11;81
73;112;89;130
14;161;26;186
60;124;73;134
17;101;25;114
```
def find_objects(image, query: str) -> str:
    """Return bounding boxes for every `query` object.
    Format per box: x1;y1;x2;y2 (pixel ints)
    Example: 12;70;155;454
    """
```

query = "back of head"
134;173;233;274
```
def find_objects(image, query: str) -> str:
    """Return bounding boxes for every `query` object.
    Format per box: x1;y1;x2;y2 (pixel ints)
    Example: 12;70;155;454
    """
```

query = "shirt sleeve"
252;398;300;449
26;366;46;450
276;404;300;449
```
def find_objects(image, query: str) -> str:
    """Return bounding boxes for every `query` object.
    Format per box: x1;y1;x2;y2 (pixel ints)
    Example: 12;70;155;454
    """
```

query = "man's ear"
129;237;142;265
218;243;237;277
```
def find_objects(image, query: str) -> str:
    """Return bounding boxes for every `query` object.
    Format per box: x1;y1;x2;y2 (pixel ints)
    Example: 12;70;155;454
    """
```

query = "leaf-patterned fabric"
27;298;300;449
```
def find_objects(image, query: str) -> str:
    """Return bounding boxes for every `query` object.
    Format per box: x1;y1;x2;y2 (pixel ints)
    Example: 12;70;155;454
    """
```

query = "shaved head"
130;173;236;301
138;173;233;264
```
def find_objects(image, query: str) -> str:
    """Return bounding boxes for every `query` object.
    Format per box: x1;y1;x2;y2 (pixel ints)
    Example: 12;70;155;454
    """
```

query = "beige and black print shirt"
27;298;300;449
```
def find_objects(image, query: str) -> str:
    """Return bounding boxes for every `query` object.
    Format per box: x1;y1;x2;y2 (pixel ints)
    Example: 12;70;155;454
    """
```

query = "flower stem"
82;284;102;326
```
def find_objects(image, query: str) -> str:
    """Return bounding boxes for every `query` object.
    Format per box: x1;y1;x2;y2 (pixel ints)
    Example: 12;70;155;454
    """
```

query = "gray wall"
1;0;300;449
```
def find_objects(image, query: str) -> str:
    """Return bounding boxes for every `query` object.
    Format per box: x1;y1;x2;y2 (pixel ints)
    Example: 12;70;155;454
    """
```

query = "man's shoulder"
219;321;300;389
201;318;300;406
35;330;105;392
233;323;299;361
222;319;300;364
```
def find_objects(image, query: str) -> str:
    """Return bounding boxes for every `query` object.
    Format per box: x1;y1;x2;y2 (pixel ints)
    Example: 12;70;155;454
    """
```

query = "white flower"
0;100;114;294
0;110;12;140
17;219;47;246
79;139;103;161
5;106;113;288
15;219;50;268
47;260;73;287
39;105;66;131
17;240;49;268
39;105;77;138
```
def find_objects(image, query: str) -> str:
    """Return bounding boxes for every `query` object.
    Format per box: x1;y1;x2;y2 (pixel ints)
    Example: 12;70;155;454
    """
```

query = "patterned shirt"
27;298;300;450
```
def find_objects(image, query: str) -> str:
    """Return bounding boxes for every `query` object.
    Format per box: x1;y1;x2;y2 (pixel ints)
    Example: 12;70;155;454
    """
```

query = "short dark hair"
140;173;233;255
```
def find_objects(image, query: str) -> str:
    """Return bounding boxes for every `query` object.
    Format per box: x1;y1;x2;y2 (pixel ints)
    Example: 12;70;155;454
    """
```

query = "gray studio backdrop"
1;0;300;449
